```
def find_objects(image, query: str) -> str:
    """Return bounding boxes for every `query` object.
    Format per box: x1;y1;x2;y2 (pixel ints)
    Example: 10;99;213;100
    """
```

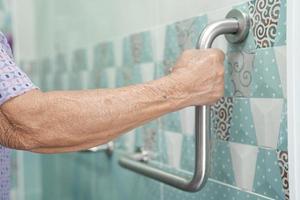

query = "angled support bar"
118;9;250;192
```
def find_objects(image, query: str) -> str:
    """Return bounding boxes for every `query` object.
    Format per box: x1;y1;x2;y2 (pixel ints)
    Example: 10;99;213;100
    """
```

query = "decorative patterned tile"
225;47;283;98
277;150;289;200
163;15;207;71
93;42;115;69
249;0;281;48
123;31;153;65
142;122;159;154
253;148;286;199
71;49;88;72
211;97;233;141
115;67;133;87
226;50;255;97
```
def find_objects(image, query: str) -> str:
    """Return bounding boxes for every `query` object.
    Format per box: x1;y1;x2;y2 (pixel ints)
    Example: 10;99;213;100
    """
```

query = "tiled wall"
16;0;287;199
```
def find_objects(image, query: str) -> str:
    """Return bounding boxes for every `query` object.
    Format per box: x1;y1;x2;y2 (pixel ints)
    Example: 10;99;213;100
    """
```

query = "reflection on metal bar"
119;9;250;192
81;142;114;156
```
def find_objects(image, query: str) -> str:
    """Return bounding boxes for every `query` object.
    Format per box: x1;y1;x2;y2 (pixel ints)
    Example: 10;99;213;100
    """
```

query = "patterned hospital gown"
0;32;37;199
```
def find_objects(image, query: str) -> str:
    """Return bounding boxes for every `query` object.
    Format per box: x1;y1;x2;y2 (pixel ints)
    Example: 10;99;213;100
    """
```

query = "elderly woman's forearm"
0;76;186;153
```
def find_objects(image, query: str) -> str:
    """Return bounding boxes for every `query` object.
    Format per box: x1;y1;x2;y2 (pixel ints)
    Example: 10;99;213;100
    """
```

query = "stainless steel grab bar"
119;9;250;192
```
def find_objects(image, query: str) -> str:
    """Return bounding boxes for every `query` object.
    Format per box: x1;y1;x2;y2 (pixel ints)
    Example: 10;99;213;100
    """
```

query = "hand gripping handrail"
118;9;250;192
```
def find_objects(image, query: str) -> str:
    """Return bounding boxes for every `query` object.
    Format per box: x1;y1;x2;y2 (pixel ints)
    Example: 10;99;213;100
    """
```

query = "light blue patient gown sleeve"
0;31;38;200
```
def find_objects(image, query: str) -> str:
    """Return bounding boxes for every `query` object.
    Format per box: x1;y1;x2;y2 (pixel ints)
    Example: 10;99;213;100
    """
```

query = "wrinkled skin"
0;49;224;153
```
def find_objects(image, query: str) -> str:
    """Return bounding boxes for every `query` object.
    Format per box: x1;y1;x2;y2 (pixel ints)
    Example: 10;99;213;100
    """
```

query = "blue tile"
180;135;195;172
278;100;287;151
253;149;285;199
230;98;257;145
210;140;235;185
39;58;52;91
54;53;68;73
275;0;287;46
251;48;283;98
163;180;272;200
68;72;81;90
160;112;182;133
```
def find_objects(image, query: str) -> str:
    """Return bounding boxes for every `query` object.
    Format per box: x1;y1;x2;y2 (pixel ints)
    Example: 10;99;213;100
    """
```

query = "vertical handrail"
118;9;250;192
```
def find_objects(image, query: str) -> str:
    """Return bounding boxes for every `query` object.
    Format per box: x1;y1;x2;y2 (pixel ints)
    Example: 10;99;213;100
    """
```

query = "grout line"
209;178;275;200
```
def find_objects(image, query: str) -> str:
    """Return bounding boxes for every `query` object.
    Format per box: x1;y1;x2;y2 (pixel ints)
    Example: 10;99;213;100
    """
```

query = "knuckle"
182;49;194;57
218;66;225;76
210;49;225;61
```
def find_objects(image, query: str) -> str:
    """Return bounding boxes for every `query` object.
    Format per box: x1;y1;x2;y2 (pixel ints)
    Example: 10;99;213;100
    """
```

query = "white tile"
123;130;136;152
61;73;69;90
274;46;287;98
164;130;183;169
179;107;195;136
250;98;284;149
151;27;166;61
105;67;117;88
230;142;259;191
113;38;123;67
80;70;90;89
139;62;155;82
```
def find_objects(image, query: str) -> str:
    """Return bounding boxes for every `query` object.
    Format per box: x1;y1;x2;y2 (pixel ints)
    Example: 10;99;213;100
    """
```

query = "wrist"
152;75;190;111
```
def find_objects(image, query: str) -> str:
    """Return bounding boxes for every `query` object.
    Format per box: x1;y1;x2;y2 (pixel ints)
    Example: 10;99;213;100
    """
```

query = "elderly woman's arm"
0;49;224;154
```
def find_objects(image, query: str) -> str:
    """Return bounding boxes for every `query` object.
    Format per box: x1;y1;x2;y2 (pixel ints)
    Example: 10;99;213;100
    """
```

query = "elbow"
0;90;49;151
1;124;43;151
